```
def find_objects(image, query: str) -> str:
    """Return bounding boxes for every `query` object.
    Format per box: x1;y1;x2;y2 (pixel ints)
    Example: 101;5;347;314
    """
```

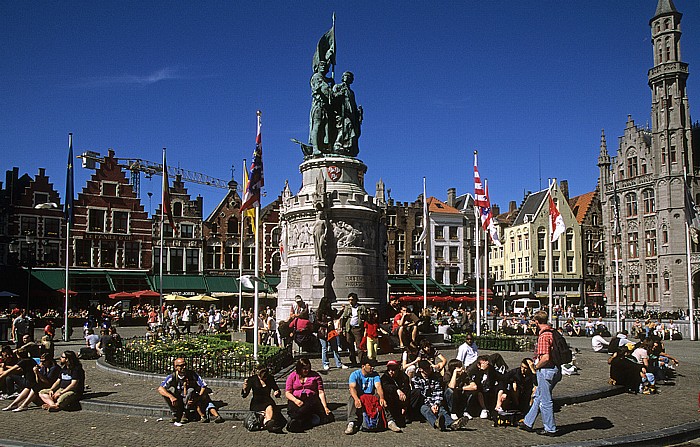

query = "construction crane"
77;150;238;197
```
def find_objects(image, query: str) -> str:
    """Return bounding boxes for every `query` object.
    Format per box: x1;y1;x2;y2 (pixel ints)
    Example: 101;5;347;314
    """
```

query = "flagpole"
238;159;246;331
483;179;489;326
422;177;427;310
159;148;166;323
252;111;262;361
684;168;696;341
548;179;554;323
612;173;621;333
64;133;73;342
474;152;481;336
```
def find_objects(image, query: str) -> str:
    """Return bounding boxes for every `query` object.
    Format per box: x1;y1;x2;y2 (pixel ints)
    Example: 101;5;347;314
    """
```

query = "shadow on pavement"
82;391;116;400
556;416;614;435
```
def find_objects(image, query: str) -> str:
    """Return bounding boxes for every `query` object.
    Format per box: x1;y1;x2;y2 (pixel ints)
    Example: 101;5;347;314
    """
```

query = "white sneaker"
344;422;355;435
450;413;459;420
480;409;489;419
463;412;473;420
323;364;330;370
340;364;349;369
387;420;402;433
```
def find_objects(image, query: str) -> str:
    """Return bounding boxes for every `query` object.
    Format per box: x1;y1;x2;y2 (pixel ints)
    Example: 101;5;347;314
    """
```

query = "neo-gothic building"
598;0;700;312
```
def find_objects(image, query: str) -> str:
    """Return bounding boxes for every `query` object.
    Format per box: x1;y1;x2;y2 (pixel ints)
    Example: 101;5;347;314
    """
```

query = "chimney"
560;180;569;201
509;200;517;213
196;195;204;217
492;204;500;216
447;188;456;207
38;168;46;177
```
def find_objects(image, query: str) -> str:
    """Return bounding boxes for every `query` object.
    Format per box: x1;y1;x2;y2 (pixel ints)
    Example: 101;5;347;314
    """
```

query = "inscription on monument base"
288;267;302;288
346;275;373;288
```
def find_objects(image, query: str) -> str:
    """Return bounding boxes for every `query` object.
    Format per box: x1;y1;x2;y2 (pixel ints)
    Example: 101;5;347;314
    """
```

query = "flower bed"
453;332;535;352
107;335;291;379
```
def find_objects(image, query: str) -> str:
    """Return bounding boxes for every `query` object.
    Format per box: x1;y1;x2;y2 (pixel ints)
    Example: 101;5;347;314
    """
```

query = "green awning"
151;275;207;293
31;270;66;290
204;276;239;293
106;272;152;292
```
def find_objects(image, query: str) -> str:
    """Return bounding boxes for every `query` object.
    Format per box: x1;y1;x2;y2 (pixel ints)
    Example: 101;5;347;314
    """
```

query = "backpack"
544;329;572;366
361;407;386;432
244;411;265;431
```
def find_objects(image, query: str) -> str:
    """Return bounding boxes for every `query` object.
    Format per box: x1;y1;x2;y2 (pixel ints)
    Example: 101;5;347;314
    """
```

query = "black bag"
545;329;573;366
493;410;521;427
244;411;265;431
671;332;683;340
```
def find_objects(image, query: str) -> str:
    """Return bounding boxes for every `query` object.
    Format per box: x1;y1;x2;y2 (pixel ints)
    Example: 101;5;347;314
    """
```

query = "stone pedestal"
276;156;387;320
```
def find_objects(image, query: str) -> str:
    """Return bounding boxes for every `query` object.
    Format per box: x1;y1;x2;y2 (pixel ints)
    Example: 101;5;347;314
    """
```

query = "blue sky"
2;1;700;217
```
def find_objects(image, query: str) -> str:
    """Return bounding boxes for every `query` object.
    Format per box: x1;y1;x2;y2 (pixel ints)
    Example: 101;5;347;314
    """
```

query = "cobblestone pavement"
0;328;698;446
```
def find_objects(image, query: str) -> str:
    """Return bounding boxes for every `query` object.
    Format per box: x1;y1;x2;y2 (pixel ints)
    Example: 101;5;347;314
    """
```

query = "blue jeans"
319;335;342;367
420;403;453;429
524;367;561;433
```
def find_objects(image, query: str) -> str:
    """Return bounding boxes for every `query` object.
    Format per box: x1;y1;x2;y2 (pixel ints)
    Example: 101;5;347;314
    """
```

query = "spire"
654;0;677;18
597;129;610;167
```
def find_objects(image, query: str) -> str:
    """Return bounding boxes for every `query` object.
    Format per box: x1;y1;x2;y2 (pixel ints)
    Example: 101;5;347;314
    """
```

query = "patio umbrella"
56;288;78;296
0;291;19;298
398;295;422;302
108;291;136;299
164;294;189;301
187;295;220;302
133;290;161;298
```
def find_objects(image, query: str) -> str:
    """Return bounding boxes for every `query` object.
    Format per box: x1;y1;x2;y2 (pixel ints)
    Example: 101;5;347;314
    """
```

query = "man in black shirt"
495;358;537;414
39;350;84;412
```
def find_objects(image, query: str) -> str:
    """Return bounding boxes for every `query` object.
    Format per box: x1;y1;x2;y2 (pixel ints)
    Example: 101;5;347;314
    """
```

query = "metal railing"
105;337;292;379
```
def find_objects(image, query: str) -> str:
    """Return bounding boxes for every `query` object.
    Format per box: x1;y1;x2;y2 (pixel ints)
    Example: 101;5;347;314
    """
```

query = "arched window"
665;38;671;61
173;202;182;217
642;189;655;214
625;193;637;217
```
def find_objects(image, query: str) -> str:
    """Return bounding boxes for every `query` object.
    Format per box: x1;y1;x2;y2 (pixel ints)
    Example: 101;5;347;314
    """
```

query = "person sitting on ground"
647;338;679;384
443;358;477;422
157;358;224;424
39;335;54;359
3;351;60;412
241;365;285;433
402;342;421;379
494;358;537;415
380;360;411;427
0;345;20;397
456;333;478;368
84;329;99;350
584;318;596;337
591;329;610;352
108;327;122;349
95;329;114;358
464;354;504;419
345;355;402;434
608;342;643;393
38;350;84;412
417;339;447;374
18;334;41;358
410;359;470;431
563;318;574;337
631;319;643;339
572;318;582;337
284;357;332;432
0;348;38;410
607;330;630;355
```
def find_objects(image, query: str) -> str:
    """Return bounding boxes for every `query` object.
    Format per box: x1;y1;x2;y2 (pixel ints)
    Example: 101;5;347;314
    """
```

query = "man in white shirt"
456;334;479;367
591;330;609;353
181;305;192;334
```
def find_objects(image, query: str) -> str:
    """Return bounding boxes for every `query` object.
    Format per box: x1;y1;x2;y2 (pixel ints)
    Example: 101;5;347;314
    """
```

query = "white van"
512;299;541;315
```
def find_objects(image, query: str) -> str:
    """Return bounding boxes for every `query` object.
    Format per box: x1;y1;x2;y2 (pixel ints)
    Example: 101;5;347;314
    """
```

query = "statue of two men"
308;61;362;157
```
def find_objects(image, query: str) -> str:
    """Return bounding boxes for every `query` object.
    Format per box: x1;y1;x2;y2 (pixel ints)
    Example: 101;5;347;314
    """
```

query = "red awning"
56;288;78;296
398;295;423;302
108;291;136;299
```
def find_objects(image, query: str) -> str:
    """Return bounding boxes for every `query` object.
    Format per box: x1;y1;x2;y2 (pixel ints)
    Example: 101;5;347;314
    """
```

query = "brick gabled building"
202;180;248;272
70;149;152;295
152;175;204;275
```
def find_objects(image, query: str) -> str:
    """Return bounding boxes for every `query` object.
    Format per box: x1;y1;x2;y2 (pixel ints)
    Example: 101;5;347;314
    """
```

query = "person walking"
519;310;561;436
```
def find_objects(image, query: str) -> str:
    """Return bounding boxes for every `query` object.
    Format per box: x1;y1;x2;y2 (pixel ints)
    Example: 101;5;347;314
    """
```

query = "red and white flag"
474;153;501;246
549;194;565;242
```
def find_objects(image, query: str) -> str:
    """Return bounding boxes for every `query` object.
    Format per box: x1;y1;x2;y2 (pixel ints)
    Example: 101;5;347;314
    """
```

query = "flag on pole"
242;160;256;235
418;177;428;244
549;194;566;242
241;111;264;212
312;14;336;70
65;133;75;225
161;149;176;233
684;177;700;243
474;153;501;246
482;182;502;246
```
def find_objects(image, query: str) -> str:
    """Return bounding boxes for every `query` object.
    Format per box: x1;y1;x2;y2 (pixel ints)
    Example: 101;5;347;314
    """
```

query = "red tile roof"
568;191;597;224
427;197;461;214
